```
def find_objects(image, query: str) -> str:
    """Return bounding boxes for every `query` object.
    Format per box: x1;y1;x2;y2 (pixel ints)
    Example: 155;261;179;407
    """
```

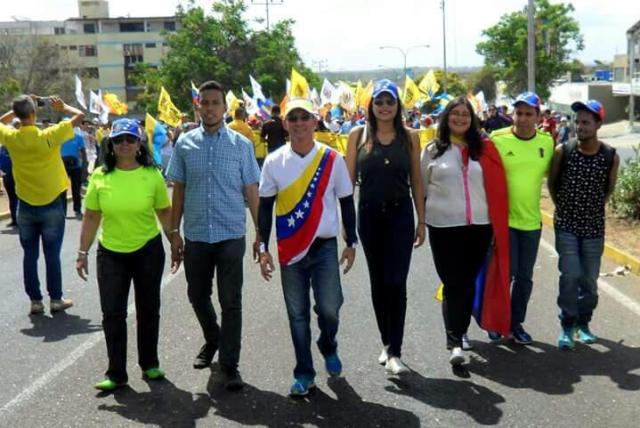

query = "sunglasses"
286;112;313;123
373;98;397;107
112;135;139;145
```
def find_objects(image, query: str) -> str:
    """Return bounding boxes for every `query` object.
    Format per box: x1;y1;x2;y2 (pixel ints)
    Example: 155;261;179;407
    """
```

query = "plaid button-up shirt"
166;125;260;244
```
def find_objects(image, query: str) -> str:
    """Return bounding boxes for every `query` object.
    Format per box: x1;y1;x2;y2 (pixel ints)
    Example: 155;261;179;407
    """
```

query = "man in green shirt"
489;91;554;345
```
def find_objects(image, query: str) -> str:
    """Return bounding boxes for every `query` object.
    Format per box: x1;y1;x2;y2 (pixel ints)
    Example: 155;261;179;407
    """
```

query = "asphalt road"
0;213;639;427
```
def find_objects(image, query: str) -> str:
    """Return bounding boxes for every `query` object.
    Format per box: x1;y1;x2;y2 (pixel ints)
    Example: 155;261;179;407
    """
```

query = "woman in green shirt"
76;118;173;391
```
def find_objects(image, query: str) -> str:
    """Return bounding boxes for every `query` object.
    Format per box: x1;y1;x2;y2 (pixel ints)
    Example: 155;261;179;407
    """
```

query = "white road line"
0;266;183;418
539;238;640;317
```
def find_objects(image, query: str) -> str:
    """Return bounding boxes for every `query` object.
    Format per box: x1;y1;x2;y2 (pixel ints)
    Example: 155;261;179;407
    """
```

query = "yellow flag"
418;70;440;100
103;92;128;115
357;80;373;110
145;113;157;153
290;67;309;99
225;90;242;113
402;75;421;109
158;86;182;127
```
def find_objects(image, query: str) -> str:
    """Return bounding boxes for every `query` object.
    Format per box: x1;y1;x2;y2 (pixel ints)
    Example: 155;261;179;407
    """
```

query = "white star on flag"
287;216;296;227
307;192;312;198
295;210;304;219
303;201;310;208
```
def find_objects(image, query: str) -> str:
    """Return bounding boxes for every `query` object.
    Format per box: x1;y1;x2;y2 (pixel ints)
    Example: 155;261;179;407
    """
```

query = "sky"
0;0;638;72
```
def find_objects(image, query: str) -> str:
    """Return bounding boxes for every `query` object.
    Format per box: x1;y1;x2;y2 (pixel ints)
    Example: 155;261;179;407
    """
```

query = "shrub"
611;145;640;220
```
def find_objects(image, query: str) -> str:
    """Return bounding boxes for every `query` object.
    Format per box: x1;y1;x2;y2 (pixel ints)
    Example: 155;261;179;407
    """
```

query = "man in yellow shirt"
0;95;85;315
227;107;257;146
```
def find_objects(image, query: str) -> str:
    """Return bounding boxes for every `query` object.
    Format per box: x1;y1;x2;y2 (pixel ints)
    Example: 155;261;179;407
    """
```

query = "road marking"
539;238;640;316
0;266;183;418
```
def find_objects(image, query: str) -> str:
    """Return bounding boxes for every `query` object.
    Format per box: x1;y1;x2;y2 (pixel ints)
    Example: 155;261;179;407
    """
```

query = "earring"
136;149;141;156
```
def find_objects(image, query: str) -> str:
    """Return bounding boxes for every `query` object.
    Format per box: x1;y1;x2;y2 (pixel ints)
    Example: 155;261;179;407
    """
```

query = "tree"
134;0;319;113
417;70;468;114
476;0;583;99
469;65;498;103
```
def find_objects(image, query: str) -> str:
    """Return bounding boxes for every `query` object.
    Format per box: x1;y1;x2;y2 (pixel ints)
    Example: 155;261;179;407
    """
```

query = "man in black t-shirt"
260;105;288;153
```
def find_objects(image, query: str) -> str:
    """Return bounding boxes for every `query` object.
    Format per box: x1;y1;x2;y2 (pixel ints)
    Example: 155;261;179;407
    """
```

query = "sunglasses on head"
286;112;313;123
112;135;139;145
373;98;397;107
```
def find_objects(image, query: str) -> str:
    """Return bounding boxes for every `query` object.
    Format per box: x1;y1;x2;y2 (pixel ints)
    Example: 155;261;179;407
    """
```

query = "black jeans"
96;235;165;383
358;198;414;358
428;224;493;349
63;166;83;215
184;237;245;372
2;172;17;224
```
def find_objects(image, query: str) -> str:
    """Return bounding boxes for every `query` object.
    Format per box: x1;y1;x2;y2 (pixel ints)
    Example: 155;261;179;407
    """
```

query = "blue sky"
1;0;637;71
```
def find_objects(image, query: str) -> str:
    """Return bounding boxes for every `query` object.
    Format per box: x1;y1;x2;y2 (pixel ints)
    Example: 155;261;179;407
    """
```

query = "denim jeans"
280;238;344;380
184;238;245;372
510;227;542;330
96;235;165;383
555;230;604;328
17;193;66;301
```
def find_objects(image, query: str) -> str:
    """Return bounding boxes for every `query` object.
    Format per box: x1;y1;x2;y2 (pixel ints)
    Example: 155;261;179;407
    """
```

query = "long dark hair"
100;136;157;173
434;96;483;161
363;95;410;153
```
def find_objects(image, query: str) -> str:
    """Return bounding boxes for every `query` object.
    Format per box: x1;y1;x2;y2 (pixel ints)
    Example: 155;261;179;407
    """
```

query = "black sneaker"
192;343;217;369
512;326;533;345
222;369;244;391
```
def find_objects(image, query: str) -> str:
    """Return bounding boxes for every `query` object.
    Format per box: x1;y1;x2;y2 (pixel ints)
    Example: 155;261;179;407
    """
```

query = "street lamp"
379;44;430;78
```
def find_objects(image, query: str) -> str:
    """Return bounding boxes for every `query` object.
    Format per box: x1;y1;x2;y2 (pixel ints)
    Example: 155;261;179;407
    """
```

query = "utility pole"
441;0;447;93
251;0;283;31
312;59;328;74
527;0;536;91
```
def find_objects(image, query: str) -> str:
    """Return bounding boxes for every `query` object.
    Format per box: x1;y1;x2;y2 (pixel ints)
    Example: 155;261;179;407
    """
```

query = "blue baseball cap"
110;118;143;139
513;91;541;109
571;99;605;121
372;79;399;100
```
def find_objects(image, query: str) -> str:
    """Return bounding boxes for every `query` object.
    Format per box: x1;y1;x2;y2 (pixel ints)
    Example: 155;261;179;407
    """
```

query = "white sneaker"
385;356;410;374
378;346;389;365
462;334;474;350
449;347;465;366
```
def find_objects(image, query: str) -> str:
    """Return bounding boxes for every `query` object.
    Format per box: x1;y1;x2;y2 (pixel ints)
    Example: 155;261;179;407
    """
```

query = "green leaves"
612;146;640;220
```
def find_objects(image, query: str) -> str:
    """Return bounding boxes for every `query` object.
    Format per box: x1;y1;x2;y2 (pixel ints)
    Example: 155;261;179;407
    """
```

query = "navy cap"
571;100;605;121
110;118;143;139
372;79;399;100
513;91;541;109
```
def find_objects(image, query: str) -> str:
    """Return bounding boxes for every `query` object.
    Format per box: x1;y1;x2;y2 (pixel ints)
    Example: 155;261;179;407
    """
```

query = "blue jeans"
510;227;542;330
17;193;66;301
280;238;344;380
555;230;604;328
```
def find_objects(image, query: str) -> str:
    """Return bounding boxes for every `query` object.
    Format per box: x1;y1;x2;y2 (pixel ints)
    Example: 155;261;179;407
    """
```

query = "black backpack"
558;139;616;193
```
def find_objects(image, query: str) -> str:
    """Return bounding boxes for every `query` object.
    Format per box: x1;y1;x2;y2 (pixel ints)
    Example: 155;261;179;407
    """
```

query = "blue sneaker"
289;378;316;396
576;324;597;344
324;353;342;377
511;326;533;345
558;327;575;350
487;331;503;343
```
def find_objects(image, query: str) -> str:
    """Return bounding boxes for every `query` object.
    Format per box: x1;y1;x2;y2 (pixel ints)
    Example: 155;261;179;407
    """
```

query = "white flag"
286;78;291;96
337;81;355;112
95;90;109;124
249;75;266;102
475;91;487;112
242;89;259;115
310;88;321;108
74;75;87;110
89;90;101;114
320;79;337;106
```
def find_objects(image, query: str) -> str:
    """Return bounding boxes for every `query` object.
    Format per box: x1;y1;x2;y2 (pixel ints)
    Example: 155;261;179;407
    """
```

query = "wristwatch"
348;241;359;249
259;242;267;254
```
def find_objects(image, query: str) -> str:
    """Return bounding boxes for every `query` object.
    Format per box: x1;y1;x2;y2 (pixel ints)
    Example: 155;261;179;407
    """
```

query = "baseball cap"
110;118;143;139
513;91;541;109
571;100;605;121
284;98;315;117
372;79;399;100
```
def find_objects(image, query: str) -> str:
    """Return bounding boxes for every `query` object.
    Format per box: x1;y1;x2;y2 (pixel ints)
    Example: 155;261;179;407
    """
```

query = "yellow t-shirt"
84;166;170;253
491;128;554;231
228;120;257;144
0;121;74;205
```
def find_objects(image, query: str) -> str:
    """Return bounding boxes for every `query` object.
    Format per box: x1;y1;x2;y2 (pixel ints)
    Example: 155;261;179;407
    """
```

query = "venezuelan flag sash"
275;146;337;265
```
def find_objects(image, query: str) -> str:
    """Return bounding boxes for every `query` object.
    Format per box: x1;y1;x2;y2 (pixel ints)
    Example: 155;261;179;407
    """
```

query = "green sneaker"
576;325;597;344
143;367;166;380
94;378;127;391
558;327;575;350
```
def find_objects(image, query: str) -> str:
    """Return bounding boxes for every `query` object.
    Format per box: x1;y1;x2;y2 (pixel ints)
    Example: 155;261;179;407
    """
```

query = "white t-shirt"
259;141;353;265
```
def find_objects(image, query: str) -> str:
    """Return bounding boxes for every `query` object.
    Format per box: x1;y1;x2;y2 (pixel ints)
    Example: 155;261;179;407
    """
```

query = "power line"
250;0;283;31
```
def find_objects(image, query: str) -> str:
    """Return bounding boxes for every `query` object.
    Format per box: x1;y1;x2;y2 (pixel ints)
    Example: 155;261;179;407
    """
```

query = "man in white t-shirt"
257;98;357;397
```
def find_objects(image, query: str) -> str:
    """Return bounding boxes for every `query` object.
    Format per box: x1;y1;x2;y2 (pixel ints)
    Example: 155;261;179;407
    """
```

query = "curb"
540;210;640;275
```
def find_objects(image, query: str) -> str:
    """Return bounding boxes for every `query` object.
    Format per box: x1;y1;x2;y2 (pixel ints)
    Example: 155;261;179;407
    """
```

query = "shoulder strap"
601;142;616;193
356;126;367;151
560;139;577;174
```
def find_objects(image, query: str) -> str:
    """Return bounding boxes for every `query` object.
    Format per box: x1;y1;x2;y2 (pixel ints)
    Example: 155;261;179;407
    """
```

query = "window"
78;45;97;57
83;23;96;33
123;43;143;66
119;22;144;32
145;42;156;48
82;67;99;78
126;88;143;103
69;45;77;50
164;21;176;31
60;45;68;50
54;27;65;35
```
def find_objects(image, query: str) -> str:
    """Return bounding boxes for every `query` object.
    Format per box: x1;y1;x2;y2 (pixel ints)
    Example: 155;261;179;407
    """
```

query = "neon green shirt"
491;128;554;231
0;121;73;205
85;166;170;253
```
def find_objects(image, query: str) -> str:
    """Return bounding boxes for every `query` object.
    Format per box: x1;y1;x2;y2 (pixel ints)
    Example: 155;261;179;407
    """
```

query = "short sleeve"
332;153;353;198
0;124;14;145
152;169;171;209
420;145;432;194
258;156;278;197
45;121;74;147
165;136;186;183
84;169;101;211
241;139;260;186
